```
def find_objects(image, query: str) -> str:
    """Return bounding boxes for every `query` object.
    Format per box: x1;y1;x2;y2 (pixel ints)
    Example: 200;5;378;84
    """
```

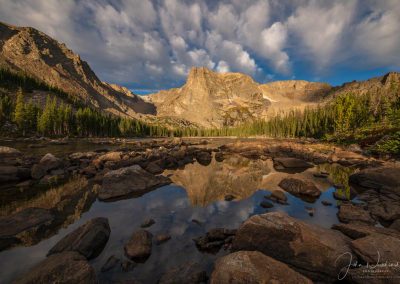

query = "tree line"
1;88;171;137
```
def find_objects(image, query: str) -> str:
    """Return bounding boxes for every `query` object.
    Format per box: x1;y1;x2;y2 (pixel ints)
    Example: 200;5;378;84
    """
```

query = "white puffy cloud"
0;0;398;88
287;1;356;68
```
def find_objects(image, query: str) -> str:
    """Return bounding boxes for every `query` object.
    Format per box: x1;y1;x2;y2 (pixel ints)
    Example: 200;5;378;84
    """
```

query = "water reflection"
167;154;335;206
0;154;356;283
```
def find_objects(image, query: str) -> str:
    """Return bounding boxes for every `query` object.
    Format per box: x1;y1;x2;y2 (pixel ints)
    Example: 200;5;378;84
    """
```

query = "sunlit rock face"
148;67;332;128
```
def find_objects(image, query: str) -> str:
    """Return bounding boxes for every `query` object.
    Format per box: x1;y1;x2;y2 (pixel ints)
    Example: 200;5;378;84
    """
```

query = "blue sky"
1;0;399;93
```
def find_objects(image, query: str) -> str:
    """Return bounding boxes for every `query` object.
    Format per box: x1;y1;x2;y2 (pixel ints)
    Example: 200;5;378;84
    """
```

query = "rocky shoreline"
1;138;399;283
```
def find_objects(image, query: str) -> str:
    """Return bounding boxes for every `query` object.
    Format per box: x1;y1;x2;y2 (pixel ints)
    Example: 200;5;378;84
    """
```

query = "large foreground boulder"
124;229;153;262
351;233;400;263
346;233;400;283
48;217;110;259
0;208;55;251
98;165;171;201
232;212;352;281
211;251;312;284
278;178;321;199
14;251;97;284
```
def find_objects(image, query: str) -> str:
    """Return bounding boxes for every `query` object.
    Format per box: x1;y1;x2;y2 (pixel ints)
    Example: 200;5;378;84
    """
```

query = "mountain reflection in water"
0;152;355;283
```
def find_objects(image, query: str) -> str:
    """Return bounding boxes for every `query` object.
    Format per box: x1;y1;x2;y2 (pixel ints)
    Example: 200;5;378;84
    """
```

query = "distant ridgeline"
0;68;170;137
1;67;399;154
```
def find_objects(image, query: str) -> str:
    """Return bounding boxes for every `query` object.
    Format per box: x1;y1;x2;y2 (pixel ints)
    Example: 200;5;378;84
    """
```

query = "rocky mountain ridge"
147;67;332;127
0;21;155;118
1;21;399;129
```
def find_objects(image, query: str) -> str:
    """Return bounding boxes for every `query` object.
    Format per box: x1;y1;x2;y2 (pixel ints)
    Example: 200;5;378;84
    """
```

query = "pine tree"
14;87;26;135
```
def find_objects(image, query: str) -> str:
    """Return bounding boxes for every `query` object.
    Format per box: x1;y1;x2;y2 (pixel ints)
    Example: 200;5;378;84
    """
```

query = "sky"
0;0;399;94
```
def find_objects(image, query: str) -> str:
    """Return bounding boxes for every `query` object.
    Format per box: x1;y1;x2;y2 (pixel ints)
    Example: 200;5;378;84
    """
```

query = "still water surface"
0;142;353;283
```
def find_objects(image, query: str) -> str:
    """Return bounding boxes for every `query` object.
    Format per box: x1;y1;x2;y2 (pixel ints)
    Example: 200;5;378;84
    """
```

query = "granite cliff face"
0;21;155;118
148;67;332;127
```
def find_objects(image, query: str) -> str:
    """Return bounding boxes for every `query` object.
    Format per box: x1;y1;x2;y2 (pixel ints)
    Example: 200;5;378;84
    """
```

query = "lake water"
0;142;355;283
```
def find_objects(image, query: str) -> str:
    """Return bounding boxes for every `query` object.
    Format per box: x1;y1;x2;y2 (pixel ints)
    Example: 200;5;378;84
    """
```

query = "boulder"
350;167;400;222
0;208;55;251
351;233;400;263
0;146;21;158
159;262;207;284
14;251;96;284
210;251;312;284
48;217;110;259
357;188;400;222
31;153;62;179
195;151;212;166
332;223;400;239
124;230;152;262
273;157;313;170
337;203;375;225
98;165;171;201
97;151;123;163
349;166;400;190
278;178;321;199
232;212;353;281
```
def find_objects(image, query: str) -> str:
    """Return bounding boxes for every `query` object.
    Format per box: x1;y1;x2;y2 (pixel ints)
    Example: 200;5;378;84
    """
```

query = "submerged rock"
321;200;332;206
101;255;121;272
124;230;153;262
159;262;207;284
140;218;155;228
98;165;171;201
194;228;236;253
155;233;171;245
260;200;274;208
232;212;353;281
14;251;96;284
278;178;321;199
211;251;312;284
48;217;110;259
0;208;55;251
